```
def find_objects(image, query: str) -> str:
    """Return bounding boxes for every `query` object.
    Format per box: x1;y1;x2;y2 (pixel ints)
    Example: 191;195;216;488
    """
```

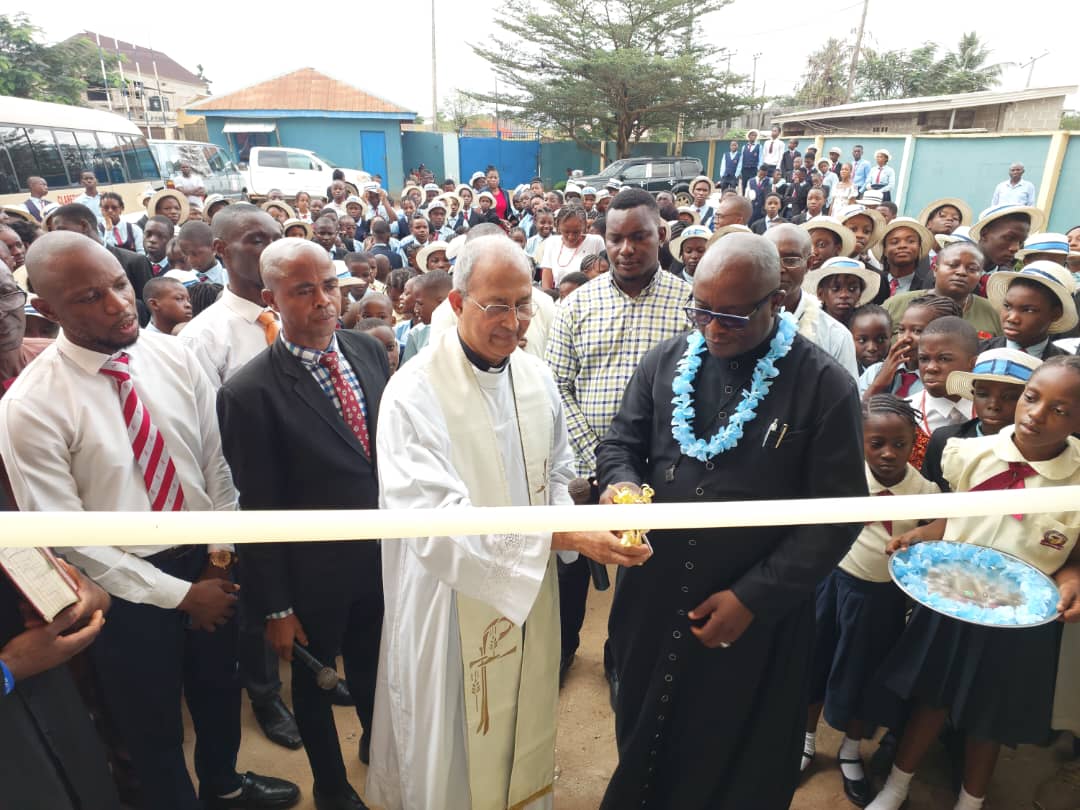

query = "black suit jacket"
750;216;789;235
779;149;801;176
216;330;391;617
976;334;1073;359
921;418;981;492
108;244;152;325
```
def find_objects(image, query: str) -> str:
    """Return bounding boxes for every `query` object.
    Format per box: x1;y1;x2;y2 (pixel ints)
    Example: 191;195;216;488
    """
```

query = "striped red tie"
99;352;186;511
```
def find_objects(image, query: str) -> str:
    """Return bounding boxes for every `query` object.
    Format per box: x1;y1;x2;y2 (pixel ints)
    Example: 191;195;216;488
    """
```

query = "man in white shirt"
22;175;55;222
990;162;1037;207
325;181;350;216
367;235;650;810
72;169;104;226
0;232;300;810
760;125;785;175
765;224;858;377
172;162;206;206
178;204;304;750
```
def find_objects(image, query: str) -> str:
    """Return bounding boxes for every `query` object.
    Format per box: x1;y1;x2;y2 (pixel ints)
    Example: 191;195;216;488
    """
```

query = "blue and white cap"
970;204;1047;243
669;224;712;259
802;256;881;305
1017;232;1074;259
986;259;1079;334
946;347;1042;399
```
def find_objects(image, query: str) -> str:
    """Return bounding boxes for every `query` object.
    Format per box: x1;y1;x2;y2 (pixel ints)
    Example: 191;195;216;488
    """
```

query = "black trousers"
558;555;591;659
292;589;383;794
92;547;242;810
237;578;282;706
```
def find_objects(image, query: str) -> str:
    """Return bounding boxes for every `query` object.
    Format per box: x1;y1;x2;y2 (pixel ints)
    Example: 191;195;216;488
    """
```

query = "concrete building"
772;86;1076;136
71;32;210;140
183;68;416;191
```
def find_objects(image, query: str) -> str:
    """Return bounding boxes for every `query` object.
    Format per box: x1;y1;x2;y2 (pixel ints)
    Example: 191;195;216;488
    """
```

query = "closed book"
0;547;79;622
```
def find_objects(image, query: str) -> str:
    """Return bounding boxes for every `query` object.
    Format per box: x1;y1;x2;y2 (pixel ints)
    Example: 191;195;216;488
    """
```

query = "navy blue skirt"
811;568;907;734
870;604;1062;747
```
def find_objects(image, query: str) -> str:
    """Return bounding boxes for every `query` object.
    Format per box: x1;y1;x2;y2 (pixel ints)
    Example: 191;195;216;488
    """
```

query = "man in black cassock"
596;232;867;810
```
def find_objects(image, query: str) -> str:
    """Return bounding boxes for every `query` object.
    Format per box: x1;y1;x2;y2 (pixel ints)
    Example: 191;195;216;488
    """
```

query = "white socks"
866;765;913;810
838;735;865;781
802;732;816;772
953;787;985;810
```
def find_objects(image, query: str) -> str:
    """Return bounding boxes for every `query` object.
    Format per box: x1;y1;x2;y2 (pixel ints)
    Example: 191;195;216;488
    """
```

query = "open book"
0;547;79;622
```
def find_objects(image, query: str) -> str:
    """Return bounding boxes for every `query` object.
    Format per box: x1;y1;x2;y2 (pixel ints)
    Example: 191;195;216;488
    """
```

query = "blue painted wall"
540;141;602;188
820;136;908;168
904;135;1051;221
1048;135;1080;233
401;131;446;181
204;115;407;192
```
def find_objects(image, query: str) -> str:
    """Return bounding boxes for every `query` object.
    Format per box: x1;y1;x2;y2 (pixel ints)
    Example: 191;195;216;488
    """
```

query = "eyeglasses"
683;289;781;330
779;256;806;269
467;297;535;321
0;289;28;314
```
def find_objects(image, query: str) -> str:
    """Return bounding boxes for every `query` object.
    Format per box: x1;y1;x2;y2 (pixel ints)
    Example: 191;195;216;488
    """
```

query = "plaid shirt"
282;333;368;423
545;269;691;476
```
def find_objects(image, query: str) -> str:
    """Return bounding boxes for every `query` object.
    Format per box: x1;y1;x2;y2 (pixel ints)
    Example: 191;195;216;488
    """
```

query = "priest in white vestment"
367;235;650;810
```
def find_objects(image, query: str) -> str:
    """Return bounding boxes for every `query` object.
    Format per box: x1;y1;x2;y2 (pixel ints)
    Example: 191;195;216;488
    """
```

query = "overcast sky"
26;0;1080;117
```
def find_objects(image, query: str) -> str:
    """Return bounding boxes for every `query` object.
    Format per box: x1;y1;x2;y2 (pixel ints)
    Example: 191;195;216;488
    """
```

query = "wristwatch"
209;550;236;570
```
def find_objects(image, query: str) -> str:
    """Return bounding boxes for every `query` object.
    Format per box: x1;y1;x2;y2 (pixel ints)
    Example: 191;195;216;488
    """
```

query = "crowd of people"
0;132;1079;810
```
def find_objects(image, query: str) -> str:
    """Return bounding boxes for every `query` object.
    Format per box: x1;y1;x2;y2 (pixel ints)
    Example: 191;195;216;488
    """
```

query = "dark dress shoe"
358;731;371;765
204;772;300;809
559;653;575;687
838;757;874;808
252;695;303;750
330;680;354;706
313;784;369;810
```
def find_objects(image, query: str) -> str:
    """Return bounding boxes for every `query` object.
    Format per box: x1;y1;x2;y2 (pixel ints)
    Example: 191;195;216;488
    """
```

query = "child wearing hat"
920;347;1040;490
805;393;939;806
868;355;1080;810
859;295;963;399
875;217;935;298
669;224;711;282
689;176;716;229
803;256;880;327
983;260;1078;358
469;192;500;228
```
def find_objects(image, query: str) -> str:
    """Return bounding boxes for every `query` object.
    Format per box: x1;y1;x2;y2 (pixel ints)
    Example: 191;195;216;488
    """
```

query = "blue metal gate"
458;132;540;189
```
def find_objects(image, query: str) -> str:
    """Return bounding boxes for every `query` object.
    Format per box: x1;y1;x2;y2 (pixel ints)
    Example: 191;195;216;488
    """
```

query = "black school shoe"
203;772;300;809
313;784;369;810
252;695;302;750
838;755;875;807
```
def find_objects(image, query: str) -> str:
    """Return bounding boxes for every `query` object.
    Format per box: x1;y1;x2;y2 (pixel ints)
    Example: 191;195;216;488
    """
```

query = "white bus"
0;95;162;213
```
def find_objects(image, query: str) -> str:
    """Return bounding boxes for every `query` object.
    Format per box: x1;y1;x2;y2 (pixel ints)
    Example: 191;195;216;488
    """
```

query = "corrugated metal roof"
772;85;1077;123
185;68;413;117
73;32;205;87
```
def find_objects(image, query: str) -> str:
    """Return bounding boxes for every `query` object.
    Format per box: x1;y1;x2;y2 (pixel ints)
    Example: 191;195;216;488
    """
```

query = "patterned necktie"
256;311;279;345
99;352;186;511
970;462;1038;519
319;351;371;456
876;490;894;535
896;371;919;397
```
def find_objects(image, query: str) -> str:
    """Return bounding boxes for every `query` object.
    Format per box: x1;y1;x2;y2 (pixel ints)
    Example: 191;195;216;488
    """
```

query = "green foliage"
1061;111;1080;131
468;0;750;158
794;38;851;108
856;32;1003;100
0;14;101;105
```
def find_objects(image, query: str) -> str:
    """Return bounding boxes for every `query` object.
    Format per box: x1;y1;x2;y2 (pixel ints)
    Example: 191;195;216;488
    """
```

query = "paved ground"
184;570;1071;809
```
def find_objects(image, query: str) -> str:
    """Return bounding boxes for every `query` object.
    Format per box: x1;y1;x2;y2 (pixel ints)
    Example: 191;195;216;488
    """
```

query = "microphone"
292;643;340;691
569;477;611;591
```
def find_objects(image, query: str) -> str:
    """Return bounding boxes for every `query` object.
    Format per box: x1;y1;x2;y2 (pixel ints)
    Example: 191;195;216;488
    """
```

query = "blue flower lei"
670;312;798;462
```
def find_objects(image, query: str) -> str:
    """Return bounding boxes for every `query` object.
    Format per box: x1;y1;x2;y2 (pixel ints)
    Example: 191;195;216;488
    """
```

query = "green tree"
855;33;1003;100
792;38;851;108
0;14;101;105
469;0;749;158
936;32;1004;94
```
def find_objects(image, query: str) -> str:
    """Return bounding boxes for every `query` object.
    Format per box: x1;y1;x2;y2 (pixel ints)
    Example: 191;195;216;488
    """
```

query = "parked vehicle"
149;140;245;200
0;95;161;213
573;156;704;204
241;147;370;202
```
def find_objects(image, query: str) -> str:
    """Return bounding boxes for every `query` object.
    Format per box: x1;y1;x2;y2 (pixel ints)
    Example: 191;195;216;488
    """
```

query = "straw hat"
801;215;856;259
875;149;891;161
203;194;231;216
855;189;885;207
439;192;463;212
986;260;1079;334
282;218;313;239
675;206;701;225
581;186;598;197
918;197;974;228
669;225;712;259
446;233;468;261
935;226;975;251
873;216;935;261
163;268;200;287
689;175;714;192
422;183;440;194
706;223;752;247
802;257;881;306
425;199;447;214
837;204;887;252
416;240;451;271
469;171;486;184
1;205;35;224
148;189;190;223
455;184;474;200
477;191;496;204
946;348;1042;399
261;199;296;220
1016;232;1076;260
564;183;582;198
969;204;1047;244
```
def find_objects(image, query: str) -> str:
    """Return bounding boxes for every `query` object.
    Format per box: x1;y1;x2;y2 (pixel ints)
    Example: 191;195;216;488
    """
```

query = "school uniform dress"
740;141;761;187
873;428;1080;746
595;327;866;809
812;464;939;732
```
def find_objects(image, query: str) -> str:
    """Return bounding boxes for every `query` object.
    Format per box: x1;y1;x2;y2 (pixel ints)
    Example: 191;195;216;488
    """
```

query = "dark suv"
573;156;703;202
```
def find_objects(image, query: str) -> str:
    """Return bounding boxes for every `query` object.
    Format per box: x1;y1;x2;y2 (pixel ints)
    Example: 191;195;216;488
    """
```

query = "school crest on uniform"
1041;530;1068;551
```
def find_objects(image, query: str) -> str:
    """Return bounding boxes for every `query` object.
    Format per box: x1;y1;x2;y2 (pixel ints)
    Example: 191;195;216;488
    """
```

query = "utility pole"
431;0;438;131
1020;51;1050;88
845;0;869;102
751;52;762;97
94;32;113;111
